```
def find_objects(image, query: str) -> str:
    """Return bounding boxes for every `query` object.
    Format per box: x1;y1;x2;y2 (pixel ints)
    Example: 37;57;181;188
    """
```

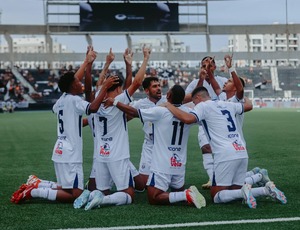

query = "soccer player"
79;46;151;210
105;85;206;209
164;86;287;208
184;56;228;189
129;76;167;191
207;54;271;187
11;49;119;204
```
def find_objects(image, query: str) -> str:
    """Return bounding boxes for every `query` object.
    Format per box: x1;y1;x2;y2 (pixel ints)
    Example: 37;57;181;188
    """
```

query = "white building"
228;31;299;67
0;36;72;69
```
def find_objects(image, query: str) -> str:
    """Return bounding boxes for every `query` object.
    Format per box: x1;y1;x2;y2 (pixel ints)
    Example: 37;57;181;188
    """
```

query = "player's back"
139;105;192;175
192;100;247;163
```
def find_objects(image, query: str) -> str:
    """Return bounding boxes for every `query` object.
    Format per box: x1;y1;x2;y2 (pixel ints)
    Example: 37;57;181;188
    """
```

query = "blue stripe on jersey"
201;120;211;141
86;103;91;115
138;109;144;124
123;112;127;131
240;103;244;115
125;90;132;103
190;112;200;122
152;123;154;145
79;115;82;137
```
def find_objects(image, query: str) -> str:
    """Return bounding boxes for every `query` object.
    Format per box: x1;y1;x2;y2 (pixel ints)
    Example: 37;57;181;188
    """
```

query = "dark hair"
191;86;209;98
170;85;185;104
142;76;159;90
201;56;215;64
107;74;124;92
58;72;75;93
239;77;245;88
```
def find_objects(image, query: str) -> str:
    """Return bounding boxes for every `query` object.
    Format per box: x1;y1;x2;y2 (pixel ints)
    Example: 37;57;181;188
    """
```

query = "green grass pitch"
0;108;299;229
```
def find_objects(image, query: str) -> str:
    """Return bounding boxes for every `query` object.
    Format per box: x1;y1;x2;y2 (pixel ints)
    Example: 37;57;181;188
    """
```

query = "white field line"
61;217;300;230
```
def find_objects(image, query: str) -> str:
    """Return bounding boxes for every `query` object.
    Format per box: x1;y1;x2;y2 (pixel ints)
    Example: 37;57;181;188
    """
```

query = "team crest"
232;140;246;151
100;143;110;156
170;153;182;167
55;142;63;155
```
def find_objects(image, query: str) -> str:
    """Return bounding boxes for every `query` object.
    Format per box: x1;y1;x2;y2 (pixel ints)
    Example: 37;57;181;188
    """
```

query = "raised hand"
123;48;133;66
106;48;115;64
142;45;151;60
224;54;233;69
86;46;97;64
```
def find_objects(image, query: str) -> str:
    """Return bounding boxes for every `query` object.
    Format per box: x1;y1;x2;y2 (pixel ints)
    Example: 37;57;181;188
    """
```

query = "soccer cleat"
84;190;104;211
73;189;91;209
26;175;41;187
14;184;35;204
241;183;257;209
265;181;287;204
251;167;261;174
186;185;206;209
257;169;271;187
11;184;27;203
201;180;211;190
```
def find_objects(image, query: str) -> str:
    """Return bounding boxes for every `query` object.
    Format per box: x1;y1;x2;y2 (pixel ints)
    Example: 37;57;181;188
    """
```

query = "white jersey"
138;105;193;175
130;96;167;145
87;113;97;159
95;90;132;162
218;92;246;146
185;76;227;100
52;93;90;163
191;100;247;164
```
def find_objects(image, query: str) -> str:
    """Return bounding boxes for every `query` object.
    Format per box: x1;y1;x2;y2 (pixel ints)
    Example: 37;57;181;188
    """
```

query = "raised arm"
96;48;115;90
75;47;97;82
243;96;253;112
127;45;151;96
183;66;206;104
88;76;119;113
123;48;133;90
164;102;197;124
224;54;244;100
84;46;94;102
206;59;222;96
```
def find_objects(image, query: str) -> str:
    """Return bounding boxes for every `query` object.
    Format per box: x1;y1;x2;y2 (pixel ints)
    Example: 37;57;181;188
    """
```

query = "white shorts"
95;158;134;191
146;171;185;192
138;142;153;175
198;125;209;148
129;161;139;178
54;162;84;190
212;158;248;187
89;158;96;179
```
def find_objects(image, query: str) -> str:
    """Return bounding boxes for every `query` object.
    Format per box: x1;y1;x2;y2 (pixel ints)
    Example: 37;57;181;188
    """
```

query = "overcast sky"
0;0;299;52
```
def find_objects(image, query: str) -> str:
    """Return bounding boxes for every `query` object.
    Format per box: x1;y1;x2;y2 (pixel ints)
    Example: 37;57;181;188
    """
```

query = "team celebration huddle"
10;45;287;210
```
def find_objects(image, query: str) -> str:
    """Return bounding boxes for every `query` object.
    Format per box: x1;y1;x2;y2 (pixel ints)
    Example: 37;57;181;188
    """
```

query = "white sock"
202;154;213;181
38;181;58;189
31;188;58;201
245;170;255;177
251;187;268;197
169;191;187;203
102;192;132;206
213;189;243;203
244;174;262;185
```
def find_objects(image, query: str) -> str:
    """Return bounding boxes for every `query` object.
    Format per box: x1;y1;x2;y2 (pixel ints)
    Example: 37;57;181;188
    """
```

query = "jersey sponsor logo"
232;140;246;151
168;146;181;151
228;133;239;138
101;137;113;141
170;153;182;167
55;142;63;155
100;143;110;156
58;136;66;140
